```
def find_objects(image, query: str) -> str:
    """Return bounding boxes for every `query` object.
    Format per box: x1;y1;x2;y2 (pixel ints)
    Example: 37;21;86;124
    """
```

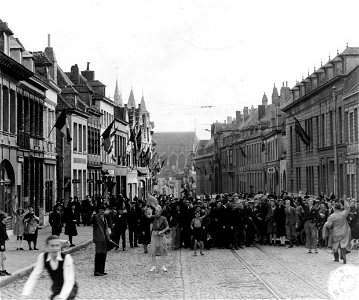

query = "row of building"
195;47;359;200
0;20;154;227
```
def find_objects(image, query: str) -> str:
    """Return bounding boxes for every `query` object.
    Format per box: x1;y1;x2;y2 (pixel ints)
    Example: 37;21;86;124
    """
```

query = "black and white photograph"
0;0;359;299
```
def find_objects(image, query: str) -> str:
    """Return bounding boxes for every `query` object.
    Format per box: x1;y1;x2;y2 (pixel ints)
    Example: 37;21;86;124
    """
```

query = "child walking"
190;211;205;256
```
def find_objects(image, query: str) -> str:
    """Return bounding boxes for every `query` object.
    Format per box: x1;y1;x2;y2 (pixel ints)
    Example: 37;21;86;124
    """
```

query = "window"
349;112;354;142
290;126;293;168
316;116;320;147
78;170;82;200
3;86;9;132
344;112;349;142
355;109;358;142
338;107;343;143
229;149;233;166
73;169;77;197
296;167;301;192
79;124;82;152
73;123;78;152
83;125;86;153
321;114;325;147
329;111;333;145
10;89;16;134
83;170;86;200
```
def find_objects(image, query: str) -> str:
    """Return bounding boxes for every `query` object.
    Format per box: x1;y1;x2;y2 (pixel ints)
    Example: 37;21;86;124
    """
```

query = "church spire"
140;91;147;112
114;78;122;106
128;87;136;109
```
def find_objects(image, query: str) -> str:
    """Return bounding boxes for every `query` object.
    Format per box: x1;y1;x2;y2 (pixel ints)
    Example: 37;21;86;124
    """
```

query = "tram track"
230;249;282;300
231;246;332;299
254;245;332;299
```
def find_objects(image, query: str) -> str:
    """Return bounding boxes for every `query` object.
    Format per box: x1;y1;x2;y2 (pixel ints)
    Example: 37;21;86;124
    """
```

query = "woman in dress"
23;206;40;250
65;203;78;247
148;205;169;272
12;197;26;250
266;200;277;246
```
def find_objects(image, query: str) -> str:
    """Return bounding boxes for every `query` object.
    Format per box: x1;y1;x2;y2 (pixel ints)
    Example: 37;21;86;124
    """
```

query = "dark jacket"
0;222;9;247
298;198;320;224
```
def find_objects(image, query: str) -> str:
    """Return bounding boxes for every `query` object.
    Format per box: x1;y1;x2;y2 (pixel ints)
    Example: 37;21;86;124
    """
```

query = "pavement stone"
2;237;358;300
2;225;93;275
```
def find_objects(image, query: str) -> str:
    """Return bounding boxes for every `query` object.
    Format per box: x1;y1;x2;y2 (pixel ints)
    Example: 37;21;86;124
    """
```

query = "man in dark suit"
91;204;110;276
298;197;320;253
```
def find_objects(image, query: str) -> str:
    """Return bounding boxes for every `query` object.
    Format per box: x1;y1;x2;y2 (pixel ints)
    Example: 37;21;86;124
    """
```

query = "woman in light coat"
323;199;351;264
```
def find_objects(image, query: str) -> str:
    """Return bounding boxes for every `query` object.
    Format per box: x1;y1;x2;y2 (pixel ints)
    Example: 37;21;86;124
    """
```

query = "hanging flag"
129;129;136;143
239;145;247;158
261;141;266;152
203;165;207;175
136;128;142;151
294;117;310;146
101;121;114;153
53;110;72;143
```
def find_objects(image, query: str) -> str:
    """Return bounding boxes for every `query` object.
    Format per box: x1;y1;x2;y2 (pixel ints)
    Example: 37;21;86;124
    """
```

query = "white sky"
2;0;359;139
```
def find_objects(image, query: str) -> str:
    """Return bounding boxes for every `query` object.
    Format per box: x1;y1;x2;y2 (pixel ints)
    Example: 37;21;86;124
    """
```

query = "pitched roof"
30;51;52;66
57;65;73;87
339;47;359;56
9;36;24;50
0;19;13;35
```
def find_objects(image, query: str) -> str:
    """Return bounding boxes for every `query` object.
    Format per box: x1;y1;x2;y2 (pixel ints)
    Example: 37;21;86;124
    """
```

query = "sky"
2;0;359;139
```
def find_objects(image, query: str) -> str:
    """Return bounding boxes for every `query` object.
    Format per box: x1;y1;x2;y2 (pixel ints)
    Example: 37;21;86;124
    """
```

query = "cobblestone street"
1;243;358;300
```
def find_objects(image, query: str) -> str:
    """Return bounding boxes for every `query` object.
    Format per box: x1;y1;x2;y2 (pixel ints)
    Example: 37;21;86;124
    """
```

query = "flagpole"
332;86;339;197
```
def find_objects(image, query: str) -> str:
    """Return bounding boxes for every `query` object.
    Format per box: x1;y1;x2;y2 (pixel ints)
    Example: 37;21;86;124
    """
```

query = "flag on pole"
239;145;247;158
102;121;114;153
294;117;310;146
54;110;72;144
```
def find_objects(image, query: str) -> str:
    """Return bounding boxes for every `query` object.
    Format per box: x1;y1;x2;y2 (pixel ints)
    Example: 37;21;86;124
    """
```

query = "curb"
0;239;93;288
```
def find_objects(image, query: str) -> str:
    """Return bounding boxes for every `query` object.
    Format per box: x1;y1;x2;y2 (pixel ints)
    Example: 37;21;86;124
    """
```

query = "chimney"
70;64;80;84
227;116;233;124
48;34;51;47
243;107;249;121
258;105;265;121
236;111;242;123
81;62;95;81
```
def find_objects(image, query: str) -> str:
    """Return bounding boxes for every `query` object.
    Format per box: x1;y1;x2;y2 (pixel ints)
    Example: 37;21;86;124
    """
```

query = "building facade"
282;47;359;198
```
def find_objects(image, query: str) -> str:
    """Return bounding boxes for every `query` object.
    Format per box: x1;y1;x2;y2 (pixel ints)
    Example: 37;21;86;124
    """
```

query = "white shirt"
22;252;75;300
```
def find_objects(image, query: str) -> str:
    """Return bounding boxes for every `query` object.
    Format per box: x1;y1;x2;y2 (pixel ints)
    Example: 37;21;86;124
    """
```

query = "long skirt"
151;232;167;257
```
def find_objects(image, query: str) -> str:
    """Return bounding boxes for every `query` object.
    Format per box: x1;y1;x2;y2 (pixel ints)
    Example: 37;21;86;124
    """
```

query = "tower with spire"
262;92;268;107
114;79;123;106
272;83;280;106
140;92;147;112
127;88;136;109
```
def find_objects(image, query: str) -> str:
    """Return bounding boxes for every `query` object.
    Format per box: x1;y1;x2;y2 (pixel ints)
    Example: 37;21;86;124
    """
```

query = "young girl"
12;197;26;250
0;212;11;276
190;211;205;256
24;206;40;250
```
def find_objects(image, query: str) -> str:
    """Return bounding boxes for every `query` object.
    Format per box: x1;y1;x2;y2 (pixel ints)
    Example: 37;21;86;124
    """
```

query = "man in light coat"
323;199;351;264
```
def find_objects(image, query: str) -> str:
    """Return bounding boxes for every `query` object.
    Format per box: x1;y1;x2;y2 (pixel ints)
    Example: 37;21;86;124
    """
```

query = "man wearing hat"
91;204;110;276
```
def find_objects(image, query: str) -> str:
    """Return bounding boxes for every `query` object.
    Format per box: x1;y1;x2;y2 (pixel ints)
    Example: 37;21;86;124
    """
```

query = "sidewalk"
3;225;93;274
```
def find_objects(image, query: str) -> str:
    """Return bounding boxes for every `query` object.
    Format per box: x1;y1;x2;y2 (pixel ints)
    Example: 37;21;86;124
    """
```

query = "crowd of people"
1;190;358;279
